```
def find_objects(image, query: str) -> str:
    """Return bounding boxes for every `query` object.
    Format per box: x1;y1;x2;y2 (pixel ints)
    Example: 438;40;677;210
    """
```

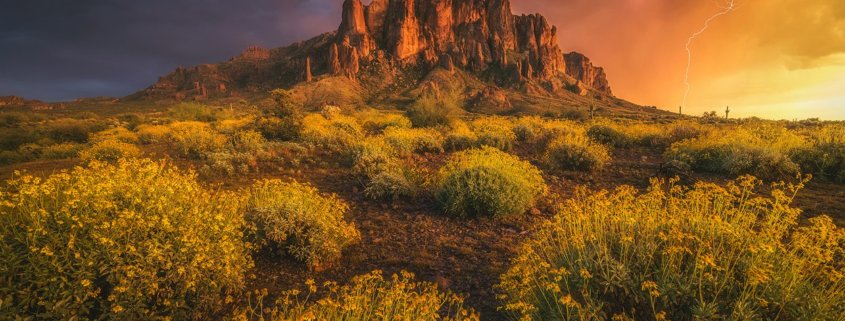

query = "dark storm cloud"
0;0;341;101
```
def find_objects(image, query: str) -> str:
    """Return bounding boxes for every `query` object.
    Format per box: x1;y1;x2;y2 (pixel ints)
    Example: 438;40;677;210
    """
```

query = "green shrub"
498;177;845;321
89;127;140;144
0;128;37;151
443;120;478;152
436;147;547;218
247;179;359;269
406;92;461;127
167;121;227;159
44;118;107;143
135;124;172;144
356;110;413;134
587;124;633;148
382;127;444;155
666;125;804;180
348;138;421;201
40;142;84;160
234;271;478;321
79;139;142;163
0;159;252;320
258;89;304;140
790;125;845;182
471;117;516;151
544;135;611;171
300;113;364;156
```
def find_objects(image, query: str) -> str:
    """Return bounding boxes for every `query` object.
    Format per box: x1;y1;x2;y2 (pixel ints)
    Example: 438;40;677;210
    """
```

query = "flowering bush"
355;110;413;134
232;271;478;321
498;176;845;321
544;134;611;172
382;127;444;155
443;120;477;152
167;121;228;159
135;124;172;144
471;117;516;151
300;113;364;155
79;139;142;163
39;142;84;160
247;179;359;269
89;127;140;144
436;147;547;218
0;159;252;320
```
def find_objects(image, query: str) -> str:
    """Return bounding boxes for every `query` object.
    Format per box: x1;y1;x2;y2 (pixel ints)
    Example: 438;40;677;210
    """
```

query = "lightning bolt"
682;0;738;110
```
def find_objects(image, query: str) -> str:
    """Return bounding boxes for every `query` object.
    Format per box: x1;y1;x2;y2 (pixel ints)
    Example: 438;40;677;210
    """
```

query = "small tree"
259;89;303;140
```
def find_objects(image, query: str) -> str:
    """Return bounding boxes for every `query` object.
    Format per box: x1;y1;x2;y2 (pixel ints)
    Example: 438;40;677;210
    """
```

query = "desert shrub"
587;124;634;148
348;138;422;200
116;113;145;130
40;142;84;160
512;116;548;144
258;89;304;140
215;117;255;135
300;113;364;156
406;92;461;127
790;124;845;182
498;176;845;321
89;127;139;144
168;102;217;121
0;128;37;151
44;118;107;143
79;139;142;163
544;134;611;172
0;159;252;320
135;124;172;144
234;270;478;321
436;147;547;218
0;150;25;165
356;110;413;134
247;179;359;269
666;124;804;180
443;120;478;151
382;127;444;155
471;117;516;151
167;121;227;159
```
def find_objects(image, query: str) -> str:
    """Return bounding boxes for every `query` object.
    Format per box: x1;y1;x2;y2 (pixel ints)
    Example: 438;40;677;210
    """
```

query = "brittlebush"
437;147;547;218
247;179;359;269
232;271;479;321
498;176;845;321
0;159;252;320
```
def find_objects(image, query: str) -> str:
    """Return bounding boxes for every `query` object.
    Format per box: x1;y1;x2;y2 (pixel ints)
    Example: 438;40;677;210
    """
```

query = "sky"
1;0;843;120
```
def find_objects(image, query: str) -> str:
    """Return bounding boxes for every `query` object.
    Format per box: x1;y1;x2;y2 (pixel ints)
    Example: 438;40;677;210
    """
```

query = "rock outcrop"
332;0;567;83
564;52;612;94
133;0;620;105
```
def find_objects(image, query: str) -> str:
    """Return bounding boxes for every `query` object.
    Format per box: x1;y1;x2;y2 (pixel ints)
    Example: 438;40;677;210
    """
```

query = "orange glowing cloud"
512;0;845;119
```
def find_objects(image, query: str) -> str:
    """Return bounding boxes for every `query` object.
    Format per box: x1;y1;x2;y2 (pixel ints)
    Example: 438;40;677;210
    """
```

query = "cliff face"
331;0;565;81
564;52;612;95
134;0;615;101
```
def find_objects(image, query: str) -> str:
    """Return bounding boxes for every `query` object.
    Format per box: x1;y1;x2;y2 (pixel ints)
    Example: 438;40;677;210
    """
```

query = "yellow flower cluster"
498;176;845;320
0;159;252;320
232;270;479;321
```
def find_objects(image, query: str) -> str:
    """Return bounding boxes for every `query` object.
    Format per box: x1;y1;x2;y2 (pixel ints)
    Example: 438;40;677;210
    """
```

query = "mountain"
131;0;663;116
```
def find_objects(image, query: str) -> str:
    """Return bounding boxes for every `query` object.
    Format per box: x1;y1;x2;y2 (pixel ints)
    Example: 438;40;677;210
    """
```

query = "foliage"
355;110;413;134
168;102;218;121
44;118;108;143
0;159;252;320
666;124;805;180
300;113;364;156
498;176;845;321
790;124;845;182
382;127;444;156
348;138;422;201
544;134;611;172
89;127;140;144
247;179;359;269
40;142;85;160
232;271;478;321
471;117;516;151
79;139;142;163
436;147;547;218
587;124;634;148
443;120;478;152
406;92;461;128
215;117;256;135
166;121;228;159
259;89;304;140
135;124;172;144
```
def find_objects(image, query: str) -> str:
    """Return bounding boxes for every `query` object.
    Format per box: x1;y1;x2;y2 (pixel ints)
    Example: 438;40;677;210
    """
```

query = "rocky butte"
132;0;647;115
